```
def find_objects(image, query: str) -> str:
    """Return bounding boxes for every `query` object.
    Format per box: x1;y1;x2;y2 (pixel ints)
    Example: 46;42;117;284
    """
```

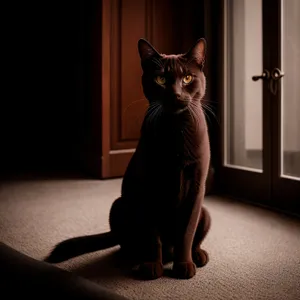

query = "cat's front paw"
192;248;209;267
137;261;164;280
172;261;196;279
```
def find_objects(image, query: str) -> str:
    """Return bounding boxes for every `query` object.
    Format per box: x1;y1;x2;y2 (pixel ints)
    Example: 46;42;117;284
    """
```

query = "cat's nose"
171;84;181;99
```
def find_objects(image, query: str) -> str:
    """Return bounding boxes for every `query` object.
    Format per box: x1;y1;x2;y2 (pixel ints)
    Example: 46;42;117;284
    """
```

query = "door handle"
271;68;284;80
269;68;285;95
252;68;284;95
252;69;270;81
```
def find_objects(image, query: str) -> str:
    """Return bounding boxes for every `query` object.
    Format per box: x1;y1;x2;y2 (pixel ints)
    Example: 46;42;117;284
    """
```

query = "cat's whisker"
203;109;212;126
147;102;160;116
202;105;215;117
147;110;162;134
190;98;219;126
189;100;202;109
201;103;219;126
189;101;202;114
134;103;152;127
146;102;159;113
187;105;197;127
145;103;162;129
152;104;163;124
193;97;218;108
192;104;202;128
147;110;159;125
198;103;213;125
153;106;163;133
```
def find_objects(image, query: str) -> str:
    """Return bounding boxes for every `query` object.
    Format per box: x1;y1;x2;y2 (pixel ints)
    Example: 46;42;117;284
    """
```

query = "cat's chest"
154;124;184;156
145;130;184;187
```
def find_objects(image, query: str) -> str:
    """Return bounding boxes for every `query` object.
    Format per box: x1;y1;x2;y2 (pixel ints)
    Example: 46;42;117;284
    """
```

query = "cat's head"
138;38;206;114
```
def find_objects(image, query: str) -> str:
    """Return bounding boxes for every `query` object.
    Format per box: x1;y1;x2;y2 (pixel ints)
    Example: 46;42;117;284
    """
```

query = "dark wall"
0;1;97;175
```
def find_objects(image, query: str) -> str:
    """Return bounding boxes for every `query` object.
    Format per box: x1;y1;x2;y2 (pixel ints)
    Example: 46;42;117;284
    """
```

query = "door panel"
220;0;270;203
112;0;148;146
224;0;263;171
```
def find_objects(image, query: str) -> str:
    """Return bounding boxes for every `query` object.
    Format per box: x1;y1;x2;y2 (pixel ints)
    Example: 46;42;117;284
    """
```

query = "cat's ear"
138;38;160;61
183;38;206;69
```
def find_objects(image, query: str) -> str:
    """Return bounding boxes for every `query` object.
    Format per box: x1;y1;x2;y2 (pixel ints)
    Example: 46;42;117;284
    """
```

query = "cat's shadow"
68;249;135;281
67;249;174;281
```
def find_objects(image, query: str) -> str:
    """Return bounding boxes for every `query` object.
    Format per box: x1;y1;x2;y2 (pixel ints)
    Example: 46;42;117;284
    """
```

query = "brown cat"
45;38;211;280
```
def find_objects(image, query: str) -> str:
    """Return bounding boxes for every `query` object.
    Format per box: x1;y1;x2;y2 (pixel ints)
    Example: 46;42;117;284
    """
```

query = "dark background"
1;1;87;175
0;1;220;179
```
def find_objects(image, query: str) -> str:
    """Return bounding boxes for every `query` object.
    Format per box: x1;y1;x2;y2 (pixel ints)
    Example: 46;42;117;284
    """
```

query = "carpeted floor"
0;175;300;300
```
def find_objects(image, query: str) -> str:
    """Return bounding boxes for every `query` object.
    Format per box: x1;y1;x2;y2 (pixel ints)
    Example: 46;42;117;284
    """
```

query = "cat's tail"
44;231;118;263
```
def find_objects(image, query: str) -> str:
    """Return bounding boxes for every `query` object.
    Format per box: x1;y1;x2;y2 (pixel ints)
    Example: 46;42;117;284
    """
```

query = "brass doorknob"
252;69;270;81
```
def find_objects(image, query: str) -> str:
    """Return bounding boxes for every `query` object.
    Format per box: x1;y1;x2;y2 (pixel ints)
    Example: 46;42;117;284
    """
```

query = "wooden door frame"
101;0;111;178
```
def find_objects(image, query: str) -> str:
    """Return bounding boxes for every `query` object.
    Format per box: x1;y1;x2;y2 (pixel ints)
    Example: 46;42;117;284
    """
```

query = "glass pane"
224;0;263;171
281;0;300;179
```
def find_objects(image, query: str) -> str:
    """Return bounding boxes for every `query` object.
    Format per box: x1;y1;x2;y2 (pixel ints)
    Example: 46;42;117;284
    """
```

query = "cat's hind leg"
110;197;163;279
192;206;211;267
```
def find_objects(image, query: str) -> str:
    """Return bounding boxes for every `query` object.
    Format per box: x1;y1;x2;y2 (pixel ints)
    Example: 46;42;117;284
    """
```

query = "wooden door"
98;0;207;178
218;0;300;216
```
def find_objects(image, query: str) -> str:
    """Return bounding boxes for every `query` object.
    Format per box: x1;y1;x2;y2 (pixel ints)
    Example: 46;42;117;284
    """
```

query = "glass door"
220;0;300;214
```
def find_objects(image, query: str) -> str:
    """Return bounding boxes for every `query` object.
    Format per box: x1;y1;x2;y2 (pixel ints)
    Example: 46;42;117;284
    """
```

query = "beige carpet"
0;175;300;300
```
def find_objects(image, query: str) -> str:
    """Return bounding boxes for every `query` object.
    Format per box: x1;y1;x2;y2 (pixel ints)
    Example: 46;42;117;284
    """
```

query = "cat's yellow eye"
155;76;166;85
183;75;193;84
